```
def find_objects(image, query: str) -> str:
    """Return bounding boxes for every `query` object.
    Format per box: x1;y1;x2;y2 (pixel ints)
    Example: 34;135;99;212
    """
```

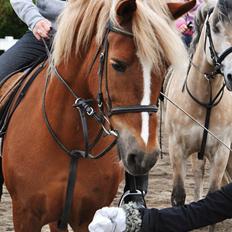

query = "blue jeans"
182;34;192;48
0;31;50;83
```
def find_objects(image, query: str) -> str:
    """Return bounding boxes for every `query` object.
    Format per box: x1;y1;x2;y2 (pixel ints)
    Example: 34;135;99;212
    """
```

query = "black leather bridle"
204;9;232;77
42;21;159;230
97;22;158;117
183;9;232;160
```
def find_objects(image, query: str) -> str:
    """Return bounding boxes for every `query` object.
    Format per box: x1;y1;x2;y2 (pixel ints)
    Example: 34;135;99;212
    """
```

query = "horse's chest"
173;123;232;154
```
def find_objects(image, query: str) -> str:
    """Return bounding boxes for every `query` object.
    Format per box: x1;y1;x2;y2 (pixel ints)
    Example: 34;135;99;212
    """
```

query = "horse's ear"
116;0;137;24
167;0;196;19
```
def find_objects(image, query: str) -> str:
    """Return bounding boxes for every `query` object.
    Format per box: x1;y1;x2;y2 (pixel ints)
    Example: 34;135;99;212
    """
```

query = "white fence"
0;36;18;51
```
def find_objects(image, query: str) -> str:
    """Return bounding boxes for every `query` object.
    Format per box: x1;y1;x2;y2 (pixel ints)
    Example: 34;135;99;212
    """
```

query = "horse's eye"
112;61;127;73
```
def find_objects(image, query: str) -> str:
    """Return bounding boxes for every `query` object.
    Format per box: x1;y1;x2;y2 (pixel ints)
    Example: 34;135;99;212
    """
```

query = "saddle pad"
0;72;25;110
0;58;47;137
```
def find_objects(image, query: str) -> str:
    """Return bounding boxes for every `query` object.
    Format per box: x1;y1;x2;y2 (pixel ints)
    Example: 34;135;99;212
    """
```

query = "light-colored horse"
1;0;195;231
165;0;232;210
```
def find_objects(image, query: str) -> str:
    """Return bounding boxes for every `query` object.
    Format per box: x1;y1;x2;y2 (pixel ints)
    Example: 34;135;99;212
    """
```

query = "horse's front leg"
169;139;187;206
49;222;69;232
222;146;232;185
12;199;43;232
191;153;206;201
208;146;230;193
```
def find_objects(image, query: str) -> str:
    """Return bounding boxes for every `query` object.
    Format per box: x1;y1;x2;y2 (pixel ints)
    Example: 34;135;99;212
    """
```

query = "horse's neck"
50;42;98;101
187;27;223;101
45;42;102;145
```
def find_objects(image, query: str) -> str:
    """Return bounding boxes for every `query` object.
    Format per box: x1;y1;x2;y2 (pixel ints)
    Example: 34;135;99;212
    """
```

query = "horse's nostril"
227;74;232;81
127;153;141;166
127;153;136;166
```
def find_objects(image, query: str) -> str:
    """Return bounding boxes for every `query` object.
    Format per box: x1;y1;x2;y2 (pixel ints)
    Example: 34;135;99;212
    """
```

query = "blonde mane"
53;0;187;73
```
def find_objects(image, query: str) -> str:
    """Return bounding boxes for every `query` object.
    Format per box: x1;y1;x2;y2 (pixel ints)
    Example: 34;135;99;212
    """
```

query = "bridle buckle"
86;107;94;116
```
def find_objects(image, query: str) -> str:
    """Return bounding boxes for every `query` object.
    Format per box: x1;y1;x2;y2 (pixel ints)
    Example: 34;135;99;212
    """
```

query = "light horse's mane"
53;0;187;74
190;0;232;55
189;2;211;55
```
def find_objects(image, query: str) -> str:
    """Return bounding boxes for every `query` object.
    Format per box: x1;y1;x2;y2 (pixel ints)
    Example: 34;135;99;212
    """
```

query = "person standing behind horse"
0;0;66;83
176;0;203;47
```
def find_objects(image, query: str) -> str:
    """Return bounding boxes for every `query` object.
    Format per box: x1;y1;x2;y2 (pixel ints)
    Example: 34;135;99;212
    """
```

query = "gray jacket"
10;0;66;30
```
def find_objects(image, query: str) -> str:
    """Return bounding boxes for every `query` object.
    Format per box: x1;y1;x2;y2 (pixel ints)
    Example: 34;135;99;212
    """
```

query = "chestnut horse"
1;0;194;231
165;0;232;214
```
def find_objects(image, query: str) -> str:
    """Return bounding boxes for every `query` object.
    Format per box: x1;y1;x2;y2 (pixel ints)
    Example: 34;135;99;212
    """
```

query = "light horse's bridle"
204;9;232;77
42;21;158;230
183;8;232;160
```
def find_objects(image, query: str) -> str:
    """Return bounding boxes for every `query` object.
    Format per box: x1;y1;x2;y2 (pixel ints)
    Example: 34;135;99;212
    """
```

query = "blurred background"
0;0;27;54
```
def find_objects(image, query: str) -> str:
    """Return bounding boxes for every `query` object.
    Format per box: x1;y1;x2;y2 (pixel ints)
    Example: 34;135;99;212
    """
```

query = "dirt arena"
1;150;232;231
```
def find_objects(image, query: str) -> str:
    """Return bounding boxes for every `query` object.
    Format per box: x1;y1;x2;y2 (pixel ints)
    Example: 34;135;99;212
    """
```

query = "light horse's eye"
111;60;127;73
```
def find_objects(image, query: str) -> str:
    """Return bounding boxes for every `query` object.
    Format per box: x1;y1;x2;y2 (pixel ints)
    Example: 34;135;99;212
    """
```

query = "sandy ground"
1;117;232;231
1;150;232;231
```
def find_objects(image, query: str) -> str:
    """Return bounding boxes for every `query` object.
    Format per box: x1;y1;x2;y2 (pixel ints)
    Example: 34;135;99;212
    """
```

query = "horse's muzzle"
117;138;159;175
125;149;159;175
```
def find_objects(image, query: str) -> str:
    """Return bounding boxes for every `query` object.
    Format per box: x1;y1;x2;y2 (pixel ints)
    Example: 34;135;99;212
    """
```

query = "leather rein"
183;9;232;160
42;21;158;229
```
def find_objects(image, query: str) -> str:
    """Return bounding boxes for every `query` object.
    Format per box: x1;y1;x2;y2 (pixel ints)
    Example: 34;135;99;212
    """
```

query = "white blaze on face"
140;59;152;145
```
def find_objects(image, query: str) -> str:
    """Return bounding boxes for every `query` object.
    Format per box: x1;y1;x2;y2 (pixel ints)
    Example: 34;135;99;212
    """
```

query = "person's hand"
33;19;52;40
179;24;189;33
88;207;126;232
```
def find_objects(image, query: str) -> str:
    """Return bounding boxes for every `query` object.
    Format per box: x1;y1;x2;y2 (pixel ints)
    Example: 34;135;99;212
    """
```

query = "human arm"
141;183;232;231
10;0;57;40
176;17;189;33
89;183;232;232
10;0;45;31
176;16;193;36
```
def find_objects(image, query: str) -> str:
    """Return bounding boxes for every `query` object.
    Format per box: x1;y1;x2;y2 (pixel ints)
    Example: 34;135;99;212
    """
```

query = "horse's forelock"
218;0;232;23
123;0;188;73
131;1;187;73
53;0;187;73
110;0;188;73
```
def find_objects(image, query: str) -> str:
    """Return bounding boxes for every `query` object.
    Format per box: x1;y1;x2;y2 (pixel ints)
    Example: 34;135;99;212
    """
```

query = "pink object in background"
176;0;204;36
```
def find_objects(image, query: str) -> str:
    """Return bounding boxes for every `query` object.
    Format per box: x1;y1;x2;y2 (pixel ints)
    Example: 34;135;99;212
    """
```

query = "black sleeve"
140;182;232;232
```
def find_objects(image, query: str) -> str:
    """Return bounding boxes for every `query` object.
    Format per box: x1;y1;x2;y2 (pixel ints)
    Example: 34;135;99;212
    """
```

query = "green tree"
0;0;27;38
